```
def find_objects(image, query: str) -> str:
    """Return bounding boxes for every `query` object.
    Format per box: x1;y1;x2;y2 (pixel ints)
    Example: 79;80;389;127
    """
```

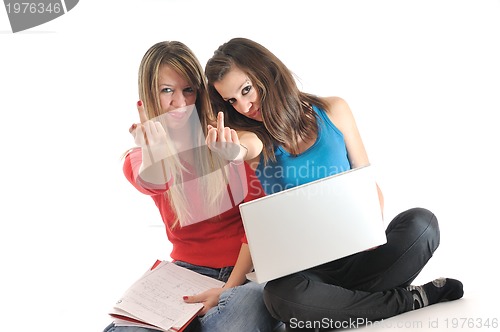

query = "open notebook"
240;165;387;284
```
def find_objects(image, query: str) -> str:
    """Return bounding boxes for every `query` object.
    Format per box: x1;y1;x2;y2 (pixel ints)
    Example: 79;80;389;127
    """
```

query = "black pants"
263;207;440;329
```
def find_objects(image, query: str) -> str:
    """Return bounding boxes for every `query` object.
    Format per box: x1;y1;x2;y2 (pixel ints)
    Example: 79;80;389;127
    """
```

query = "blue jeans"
103;261;281;332
263;207;440;328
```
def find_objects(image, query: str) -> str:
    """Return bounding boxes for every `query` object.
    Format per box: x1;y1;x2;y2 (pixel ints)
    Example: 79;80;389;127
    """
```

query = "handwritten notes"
110;261;224;331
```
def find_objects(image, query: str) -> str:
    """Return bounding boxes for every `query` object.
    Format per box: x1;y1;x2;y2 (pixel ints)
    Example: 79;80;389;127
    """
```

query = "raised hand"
206;112;243;161
130;100;168;151
129;100;170;184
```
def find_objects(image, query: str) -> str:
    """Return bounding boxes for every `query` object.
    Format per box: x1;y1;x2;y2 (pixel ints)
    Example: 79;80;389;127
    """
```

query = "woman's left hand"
183;287;227;315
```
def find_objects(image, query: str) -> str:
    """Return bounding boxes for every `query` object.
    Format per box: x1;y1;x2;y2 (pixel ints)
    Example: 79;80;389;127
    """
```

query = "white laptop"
239;164;387;284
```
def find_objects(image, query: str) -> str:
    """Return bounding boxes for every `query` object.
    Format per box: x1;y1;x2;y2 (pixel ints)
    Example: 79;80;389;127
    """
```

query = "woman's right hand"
129;101;171;184
206;112;245;161
129;101;168;151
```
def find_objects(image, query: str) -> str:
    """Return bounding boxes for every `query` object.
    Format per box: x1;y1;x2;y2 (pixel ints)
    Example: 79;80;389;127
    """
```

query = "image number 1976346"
3;0;79;33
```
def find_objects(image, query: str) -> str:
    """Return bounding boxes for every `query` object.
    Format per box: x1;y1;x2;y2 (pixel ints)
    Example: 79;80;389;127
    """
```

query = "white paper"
112;261;224;331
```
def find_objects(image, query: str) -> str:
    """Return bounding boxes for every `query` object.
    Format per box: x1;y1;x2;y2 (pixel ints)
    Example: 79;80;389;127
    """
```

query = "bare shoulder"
238;130;260;142
320;96;356;127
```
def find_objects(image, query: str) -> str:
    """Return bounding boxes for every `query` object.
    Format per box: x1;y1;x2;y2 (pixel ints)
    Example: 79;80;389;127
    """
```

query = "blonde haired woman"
103;41;280;332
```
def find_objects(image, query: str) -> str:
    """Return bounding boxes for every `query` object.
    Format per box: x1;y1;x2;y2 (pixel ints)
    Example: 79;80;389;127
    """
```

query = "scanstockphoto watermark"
288;317;499;330
288;317;425;330
3;0;79;33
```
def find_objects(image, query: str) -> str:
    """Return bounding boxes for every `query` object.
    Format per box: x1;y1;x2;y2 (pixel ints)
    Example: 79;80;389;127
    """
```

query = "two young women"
105;37;463;332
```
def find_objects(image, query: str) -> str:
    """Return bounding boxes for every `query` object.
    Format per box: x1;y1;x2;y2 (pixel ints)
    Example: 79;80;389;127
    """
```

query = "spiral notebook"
240;165;387;284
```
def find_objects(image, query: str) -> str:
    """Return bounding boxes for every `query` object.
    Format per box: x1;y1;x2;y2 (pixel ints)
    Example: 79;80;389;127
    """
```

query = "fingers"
213;112;235;143
184;288;223;316
143;121;165;145
183;294;209;315
217;112;225;142
206;125;217;146
154;122;166;139
217;112;233;142
132;100;149;145
142;121;154;145
221;127;232;142
183;294;201;304
207;127;232;145
131;121;166;146
206;113;241;159
230;129;240;145
129;123;137;134
137;100;148;123
132;101;168;148
216;111;224;131
132;124;147;146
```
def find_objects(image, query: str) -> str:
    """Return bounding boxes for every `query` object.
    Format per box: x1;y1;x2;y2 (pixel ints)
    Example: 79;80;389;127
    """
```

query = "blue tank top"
255;105;351;194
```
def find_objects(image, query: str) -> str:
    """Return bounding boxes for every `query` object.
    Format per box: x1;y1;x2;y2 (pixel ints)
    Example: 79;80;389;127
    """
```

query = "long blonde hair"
136;41;230;228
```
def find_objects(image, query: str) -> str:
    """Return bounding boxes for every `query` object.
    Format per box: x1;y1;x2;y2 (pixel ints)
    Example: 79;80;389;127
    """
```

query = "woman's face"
213;66;262;122
157;65;197;129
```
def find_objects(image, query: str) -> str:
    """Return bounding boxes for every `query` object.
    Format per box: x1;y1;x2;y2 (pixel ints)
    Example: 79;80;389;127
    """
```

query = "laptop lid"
240;165;387;284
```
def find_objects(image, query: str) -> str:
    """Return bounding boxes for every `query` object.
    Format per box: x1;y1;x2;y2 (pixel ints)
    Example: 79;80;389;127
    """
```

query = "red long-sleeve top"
123;148;264;268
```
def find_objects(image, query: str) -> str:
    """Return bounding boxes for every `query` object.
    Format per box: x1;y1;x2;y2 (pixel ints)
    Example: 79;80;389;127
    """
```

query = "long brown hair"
205;37;328;163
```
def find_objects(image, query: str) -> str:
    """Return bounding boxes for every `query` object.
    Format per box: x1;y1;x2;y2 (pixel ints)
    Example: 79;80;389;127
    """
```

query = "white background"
1;0;499;331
